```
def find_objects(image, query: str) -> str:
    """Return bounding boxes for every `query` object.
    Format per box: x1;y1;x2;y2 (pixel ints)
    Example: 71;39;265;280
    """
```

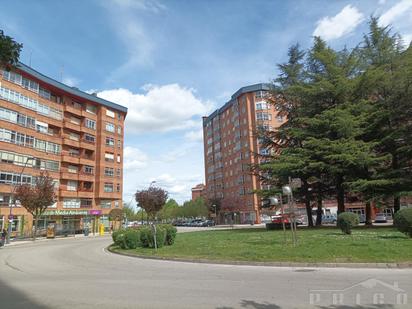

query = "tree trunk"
336;175;345;214
33;214;37;241
365;201;373;226
303;180;314;227
316;194;323;226
392;154;400;213
394;196;400;214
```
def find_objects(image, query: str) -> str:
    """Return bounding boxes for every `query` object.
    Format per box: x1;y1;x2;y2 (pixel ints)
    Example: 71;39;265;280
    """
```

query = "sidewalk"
2;233;111;247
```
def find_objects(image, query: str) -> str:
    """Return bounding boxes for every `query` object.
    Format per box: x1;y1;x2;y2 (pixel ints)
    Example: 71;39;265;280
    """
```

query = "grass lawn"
111;227;412;263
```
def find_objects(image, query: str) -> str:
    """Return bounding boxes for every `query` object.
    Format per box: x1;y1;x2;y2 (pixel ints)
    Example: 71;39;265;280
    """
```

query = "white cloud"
184;129;204;143
379;0;412;26
313;5;364;41
149;173;200;195
123;146;149;170
62;76;80;87
110;0;166;12
97;84;213;134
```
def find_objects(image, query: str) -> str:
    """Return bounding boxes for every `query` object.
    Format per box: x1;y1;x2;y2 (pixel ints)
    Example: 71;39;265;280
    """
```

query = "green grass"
111;227;412;263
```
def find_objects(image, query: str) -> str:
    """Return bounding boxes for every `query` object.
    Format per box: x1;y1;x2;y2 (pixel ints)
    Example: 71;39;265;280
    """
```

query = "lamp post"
7;157;34;244
212;204;217;223
282;185;297;246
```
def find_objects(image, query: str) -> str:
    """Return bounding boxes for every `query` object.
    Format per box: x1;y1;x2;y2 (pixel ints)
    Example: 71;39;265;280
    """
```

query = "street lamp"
7;157;34;244
212;204;217;220
282;185;297;246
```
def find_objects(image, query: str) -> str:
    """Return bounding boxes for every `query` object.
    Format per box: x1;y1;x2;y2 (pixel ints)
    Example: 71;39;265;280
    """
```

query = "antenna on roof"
60;65;64;82
29;50;33;67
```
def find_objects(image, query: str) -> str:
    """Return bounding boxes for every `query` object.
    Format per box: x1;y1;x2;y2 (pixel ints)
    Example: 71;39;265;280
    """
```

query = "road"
0;236;411;309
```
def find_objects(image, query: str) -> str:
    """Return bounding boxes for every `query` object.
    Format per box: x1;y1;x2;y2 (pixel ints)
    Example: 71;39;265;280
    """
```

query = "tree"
355;17;411;213
109;208;124;230
14;172;56;240
135;186;168;221
0;30;23;69
123;202;137;221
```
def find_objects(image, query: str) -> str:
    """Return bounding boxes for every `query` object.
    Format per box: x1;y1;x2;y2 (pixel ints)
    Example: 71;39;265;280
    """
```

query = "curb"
106;245;412;269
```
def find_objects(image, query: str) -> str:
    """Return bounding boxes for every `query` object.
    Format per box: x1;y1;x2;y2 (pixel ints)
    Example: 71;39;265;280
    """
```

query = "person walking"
0;228;7;247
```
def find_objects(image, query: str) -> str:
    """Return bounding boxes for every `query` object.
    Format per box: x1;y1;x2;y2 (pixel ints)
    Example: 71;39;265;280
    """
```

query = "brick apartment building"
191;183;205;201
0;63;127;236
203;84;285;224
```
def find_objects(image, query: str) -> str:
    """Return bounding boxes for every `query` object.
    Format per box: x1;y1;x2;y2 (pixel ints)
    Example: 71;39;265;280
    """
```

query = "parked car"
359;214;366;223
374;213;387;223
322;215;337;225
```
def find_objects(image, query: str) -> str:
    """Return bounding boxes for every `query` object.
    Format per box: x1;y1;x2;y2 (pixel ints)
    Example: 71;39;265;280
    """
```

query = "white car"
374;213;387;223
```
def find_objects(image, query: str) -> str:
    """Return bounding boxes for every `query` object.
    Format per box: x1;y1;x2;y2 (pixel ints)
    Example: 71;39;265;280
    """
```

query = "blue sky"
1;0;411;205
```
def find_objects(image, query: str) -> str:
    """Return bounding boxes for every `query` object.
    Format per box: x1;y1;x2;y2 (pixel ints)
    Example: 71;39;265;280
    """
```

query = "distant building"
202;83;284;224
191;184;205;201
0;63;127;236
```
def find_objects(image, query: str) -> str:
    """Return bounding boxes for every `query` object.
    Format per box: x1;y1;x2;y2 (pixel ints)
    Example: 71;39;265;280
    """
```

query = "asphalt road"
0;236;411;309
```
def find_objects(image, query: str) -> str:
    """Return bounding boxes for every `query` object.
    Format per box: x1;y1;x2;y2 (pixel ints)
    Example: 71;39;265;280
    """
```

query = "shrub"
337;212;359;235
112;229;126;245
394;208;412;238
124;229;141;249
160;224;177;245
116;233;127;249
140;225;166;248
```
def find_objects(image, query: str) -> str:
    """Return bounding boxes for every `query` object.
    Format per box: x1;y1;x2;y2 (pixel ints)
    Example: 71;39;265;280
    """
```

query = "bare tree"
15;172;56;240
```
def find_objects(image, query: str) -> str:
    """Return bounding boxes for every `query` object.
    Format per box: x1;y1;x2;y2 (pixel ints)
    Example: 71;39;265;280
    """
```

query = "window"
70;117;81;125
63;198;80;209
69;132;80;141
67;181;78;191
117;154;121;163
105;137;114;147
105;123;115;133
84;134;95;143
115;201;120;208
117;139;121;148
105;153;114;162
116;183;121;192
39;87;51;100
117;126;122;134
80;199;92;208
100;200;111;209
68;165;78;173
22;77;39;93
276;115;284;122
84;165;94;174
104;183;114;192
255;91;268;99
86;104;96;114
116;168;121;177
117;113;122;121
106;109;115;118
2;70;22;84
104;167;114;177
256;101;268;110
85;119;96;130
35;121;48;134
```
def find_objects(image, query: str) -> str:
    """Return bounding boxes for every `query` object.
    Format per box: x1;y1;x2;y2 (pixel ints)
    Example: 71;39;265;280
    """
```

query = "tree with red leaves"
15;172;56;240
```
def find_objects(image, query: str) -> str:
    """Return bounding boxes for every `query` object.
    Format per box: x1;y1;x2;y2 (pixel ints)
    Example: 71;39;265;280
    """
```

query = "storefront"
40;209;104;235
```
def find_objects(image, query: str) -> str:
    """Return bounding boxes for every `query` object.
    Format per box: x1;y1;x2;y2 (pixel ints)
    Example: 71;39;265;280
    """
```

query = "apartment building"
203;84;284;224
191;183;205;201
0;63;127;236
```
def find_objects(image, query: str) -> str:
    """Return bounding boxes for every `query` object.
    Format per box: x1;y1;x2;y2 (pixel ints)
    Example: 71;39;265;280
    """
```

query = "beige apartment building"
203;84;284;224
0;63;127;236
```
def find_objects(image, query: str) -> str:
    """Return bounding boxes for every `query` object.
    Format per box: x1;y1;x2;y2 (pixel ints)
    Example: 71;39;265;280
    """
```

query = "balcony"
79;172;95;182
80;156;95;166
59;187;94;198
63;120;81;132
80;126;95;135
61;153;80;164
64;104;83;117
80;140;95;151
60;169;79;180
63;137;80;148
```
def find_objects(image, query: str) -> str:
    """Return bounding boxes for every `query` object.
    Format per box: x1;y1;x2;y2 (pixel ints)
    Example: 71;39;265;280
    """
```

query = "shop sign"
43;210;89;216
88;210;102;215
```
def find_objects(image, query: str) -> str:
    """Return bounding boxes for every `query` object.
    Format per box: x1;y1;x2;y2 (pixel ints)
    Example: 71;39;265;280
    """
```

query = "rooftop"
16;62;128;114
